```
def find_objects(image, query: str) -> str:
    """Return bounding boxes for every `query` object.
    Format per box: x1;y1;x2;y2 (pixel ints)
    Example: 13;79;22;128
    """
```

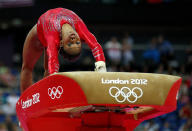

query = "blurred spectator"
156;64;166;74
185;56;192;74
1;103;16;115
157;34;174;66
107;64;119;72
143;37;160;64
157;35;174;54
0;90;5;105
185;71;192;101
185;41;192;73
179;94;190;106
143;37;160;72
1;93;19;115
160;121;171;131
0;123;7;131
167;64;177;75
168;58;179;72
185;55;192;74
179;102;192;120
6;93;19;111
179;119;192;131
5;116;17;131
144;119;160;131
122;39;134;66
156;64;177;75
185;40;192;56
104;37;122;65
0;90;6;114
123;32;134;48
0;64;17;88
179;80;190;97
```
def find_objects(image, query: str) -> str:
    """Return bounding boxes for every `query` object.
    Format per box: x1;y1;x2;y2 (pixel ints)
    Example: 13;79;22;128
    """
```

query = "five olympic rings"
109;86;143;103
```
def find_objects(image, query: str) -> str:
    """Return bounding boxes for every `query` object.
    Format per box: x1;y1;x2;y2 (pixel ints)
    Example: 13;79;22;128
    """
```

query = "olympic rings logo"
109;86;143;103
48;86;63;100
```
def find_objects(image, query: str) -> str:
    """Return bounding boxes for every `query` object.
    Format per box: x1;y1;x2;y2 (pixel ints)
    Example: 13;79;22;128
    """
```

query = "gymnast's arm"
20;25;44;93
45;35;60;75
76;22;105;61
76;21;106;72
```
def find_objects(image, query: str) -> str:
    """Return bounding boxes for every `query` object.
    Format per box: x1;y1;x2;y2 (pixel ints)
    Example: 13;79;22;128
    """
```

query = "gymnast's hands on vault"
95;61;107;72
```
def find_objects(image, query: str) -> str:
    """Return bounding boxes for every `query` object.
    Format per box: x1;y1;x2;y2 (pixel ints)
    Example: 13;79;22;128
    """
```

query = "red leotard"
37;8;105;74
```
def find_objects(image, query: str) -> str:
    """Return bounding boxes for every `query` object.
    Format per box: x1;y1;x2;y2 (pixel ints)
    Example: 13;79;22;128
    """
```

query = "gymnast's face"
61;32;82;55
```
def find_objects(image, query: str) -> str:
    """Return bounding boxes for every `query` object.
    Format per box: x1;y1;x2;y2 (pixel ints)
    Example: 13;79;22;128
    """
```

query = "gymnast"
20;8;106;93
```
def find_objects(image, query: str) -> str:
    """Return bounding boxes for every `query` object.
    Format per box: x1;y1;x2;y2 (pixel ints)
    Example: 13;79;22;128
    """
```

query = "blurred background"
0;0;192;130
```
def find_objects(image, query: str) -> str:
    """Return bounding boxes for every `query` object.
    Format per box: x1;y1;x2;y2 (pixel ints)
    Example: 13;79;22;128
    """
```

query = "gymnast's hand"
95;61;107;72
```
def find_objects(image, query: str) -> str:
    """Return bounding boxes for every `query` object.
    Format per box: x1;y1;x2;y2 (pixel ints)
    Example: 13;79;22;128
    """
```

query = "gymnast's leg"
20;25;44;93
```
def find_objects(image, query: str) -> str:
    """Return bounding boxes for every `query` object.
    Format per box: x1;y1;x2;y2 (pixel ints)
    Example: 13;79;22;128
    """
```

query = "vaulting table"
16;72;182;131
